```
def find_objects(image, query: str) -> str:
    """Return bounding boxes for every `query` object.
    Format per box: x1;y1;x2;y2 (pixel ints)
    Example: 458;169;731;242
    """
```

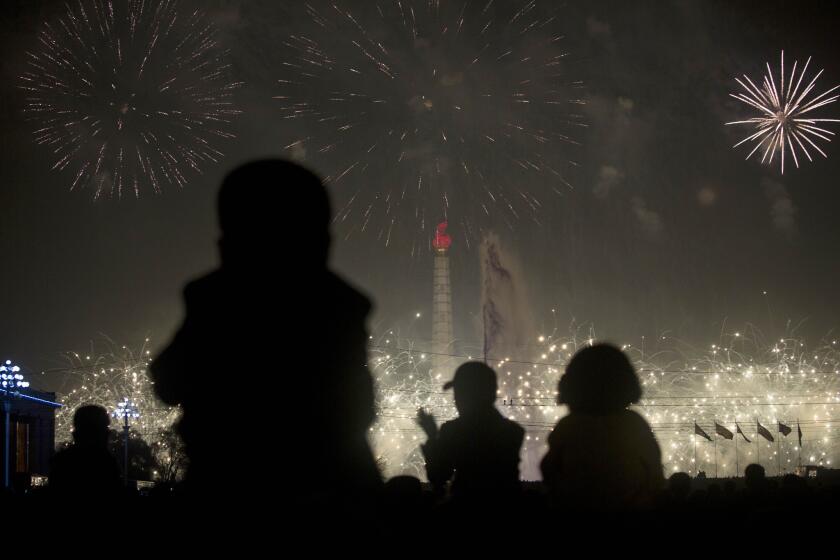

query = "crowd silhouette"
14;160;839;529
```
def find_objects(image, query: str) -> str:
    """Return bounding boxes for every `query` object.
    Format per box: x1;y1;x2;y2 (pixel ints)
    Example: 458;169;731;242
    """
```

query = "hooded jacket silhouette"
150;160;381;501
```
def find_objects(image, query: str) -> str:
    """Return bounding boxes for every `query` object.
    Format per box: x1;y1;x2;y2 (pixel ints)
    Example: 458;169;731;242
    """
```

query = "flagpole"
694;433;697;477
713;424;718;479
735;426;739;477
777;422;782;476
482;310;487;364
798;418;802;470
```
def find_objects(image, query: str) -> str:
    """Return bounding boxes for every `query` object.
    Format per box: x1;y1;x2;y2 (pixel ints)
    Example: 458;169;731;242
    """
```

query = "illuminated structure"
431;222;454;378
113;398;140;486
1;360;60;491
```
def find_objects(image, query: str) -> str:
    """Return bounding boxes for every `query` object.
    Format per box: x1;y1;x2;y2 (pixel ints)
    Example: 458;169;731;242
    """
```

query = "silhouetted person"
50;405;121;498
150;160;381;504
667;472;692;502
742;463;772;510
540;344;664;510
416;362;524;503
744;463;766;489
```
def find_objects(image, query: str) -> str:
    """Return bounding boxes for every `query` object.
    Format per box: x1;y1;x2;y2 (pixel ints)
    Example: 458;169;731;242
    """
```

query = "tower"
431;222;453;378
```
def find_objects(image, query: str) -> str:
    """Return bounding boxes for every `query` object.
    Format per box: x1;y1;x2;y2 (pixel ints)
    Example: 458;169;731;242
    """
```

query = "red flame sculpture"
432;221;452;252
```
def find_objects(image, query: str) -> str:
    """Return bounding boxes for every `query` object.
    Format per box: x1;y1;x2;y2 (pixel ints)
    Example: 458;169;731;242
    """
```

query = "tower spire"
431;222;453;378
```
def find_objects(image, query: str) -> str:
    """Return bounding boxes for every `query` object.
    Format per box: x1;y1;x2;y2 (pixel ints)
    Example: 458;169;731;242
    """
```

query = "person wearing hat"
540;343;663;511
416;362;524;503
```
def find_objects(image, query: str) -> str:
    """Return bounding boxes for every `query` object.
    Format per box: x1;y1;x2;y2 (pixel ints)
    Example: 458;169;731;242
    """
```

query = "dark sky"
2;0;839;389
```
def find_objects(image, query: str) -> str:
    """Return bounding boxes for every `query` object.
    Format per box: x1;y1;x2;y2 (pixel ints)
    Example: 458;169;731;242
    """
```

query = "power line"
370;345;840;375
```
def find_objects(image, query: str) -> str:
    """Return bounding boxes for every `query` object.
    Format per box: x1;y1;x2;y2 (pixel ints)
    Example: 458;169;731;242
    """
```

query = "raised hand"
416;407;438;440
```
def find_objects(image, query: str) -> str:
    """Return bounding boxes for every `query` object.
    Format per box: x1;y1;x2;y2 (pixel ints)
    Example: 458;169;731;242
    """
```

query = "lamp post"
1;360;29;490
113;398;139;486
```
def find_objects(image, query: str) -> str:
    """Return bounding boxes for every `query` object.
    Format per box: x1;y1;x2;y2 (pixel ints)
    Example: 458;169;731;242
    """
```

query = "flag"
736;423;751;443
798;421;803;448
694;422;712;442
715;422;734;440
778;422;792;437
757;420;774;442
481;235;527;362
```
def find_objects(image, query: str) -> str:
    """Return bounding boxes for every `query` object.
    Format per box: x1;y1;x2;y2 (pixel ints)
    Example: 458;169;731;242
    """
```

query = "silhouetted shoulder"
183;270;223;299
548;409;653;440
438;417;461;437
180;270;230;313
147;274;221;407
325;270;372;315
546;412;574;443
622;409;655;430
439;410;522;441
49;445;74;477
436;417;467;447
50;445;122;497
506;415;525;439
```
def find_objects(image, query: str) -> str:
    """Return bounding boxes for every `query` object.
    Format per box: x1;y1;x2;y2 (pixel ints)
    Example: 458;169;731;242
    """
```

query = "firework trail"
371;322;840;479
276;1;585;250
19;0;243;198
53;337;180;449
727;50;840;174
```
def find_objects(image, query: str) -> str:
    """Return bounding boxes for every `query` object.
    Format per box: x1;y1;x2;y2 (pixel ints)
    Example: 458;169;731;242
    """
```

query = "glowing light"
276;1;585;250
19;0;243;198
55;338;180;455
371;323;840;479
113;398;140;421
726;51;840;173
0;360;29;389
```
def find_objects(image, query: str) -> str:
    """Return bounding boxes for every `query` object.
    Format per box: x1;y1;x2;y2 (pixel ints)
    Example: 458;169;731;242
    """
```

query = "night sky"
2;0;839;390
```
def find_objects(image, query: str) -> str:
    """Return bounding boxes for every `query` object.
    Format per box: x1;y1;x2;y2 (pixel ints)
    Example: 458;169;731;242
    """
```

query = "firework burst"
371;323;840;479
53;337;180;448
276;1;585;251
19;0;243;198
727;50;840;174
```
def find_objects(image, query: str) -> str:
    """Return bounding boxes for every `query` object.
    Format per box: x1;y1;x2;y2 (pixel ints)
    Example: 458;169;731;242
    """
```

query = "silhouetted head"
383;476;427;512
668;472;692;500
744;463;765;480
72;405;111;448
444;362;498;416
217;160;331;269
385;475;423;494
557;343;642;414
744;463;767;492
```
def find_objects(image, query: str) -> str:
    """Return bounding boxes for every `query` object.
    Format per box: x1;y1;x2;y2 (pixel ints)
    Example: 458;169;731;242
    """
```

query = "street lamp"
113;398;139;486
1;360;28;490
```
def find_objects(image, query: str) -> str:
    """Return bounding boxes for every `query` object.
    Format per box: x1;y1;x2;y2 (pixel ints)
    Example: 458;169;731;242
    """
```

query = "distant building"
1;389;61;491
796;465;840;483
